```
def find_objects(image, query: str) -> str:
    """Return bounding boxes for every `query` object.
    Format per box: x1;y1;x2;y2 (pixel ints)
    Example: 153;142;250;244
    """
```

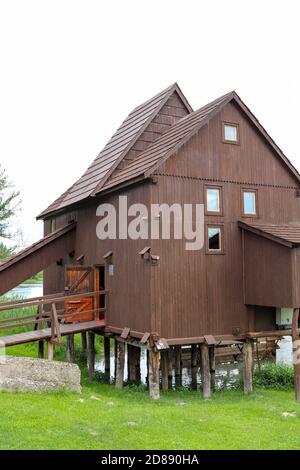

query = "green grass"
0;384;300;450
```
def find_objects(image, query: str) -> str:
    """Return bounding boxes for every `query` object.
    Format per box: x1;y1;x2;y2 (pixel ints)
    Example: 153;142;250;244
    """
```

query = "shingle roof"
239;220;300;247
99;91;300;193
100;91;233;192
38;83;192;218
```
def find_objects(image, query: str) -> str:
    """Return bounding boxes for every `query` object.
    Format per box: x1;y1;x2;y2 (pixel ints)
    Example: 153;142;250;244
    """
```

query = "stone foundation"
0;356;81;392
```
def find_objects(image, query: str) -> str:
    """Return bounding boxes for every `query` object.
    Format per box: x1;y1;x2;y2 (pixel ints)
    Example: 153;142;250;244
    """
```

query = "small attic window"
223;122;239;144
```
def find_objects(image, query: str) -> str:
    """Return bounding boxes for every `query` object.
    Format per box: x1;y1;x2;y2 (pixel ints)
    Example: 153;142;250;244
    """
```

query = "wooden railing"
0;290;109;345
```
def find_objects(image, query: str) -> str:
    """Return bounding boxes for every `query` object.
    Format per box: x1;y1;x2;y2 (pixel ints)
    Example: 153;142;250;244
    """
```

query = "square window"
223;123;239;142
206;188;220;213
243;191;256;215
208;227;222;251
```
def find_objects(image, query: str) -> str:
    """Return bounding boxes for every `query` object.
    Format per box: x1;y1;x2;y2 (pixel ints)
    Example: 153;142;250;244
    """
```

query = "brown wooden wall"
43;100;300;339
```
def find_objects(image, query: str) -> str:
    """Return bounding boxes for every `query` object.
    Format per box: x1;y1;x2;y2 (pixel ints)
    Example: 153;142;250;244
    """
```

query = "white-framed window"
243;191;257;215
206;187;221;213
223;122;239;143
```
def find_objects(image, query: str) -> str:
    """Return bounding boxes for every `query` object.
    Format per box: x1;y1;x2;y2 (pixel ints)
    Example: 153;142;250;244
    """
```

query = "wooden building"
1;83;300;399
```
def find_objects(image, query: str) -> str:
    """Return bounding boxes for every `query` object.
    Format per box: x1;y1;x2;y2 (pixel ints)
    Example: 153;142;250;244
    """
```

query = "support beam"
167;348;173;389
209;345;216;391
127;344;138;383
292;308;300;403
174;345;182;388
149;350;160;400
47;341;54;361
88;332;95;380
200;343;211;399
81;332;87;352
104;336;110;375
243;339;253;395
191;344;198;390
161;350;169;390
115;340;125;389
38;340;44;359
66;334;75;362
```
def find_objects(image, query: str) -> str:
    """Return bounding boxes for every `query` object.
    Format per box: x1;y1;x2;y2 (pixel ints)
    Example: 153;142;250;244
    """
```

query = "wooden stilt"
161;350;169;390
146;349;150;387
114;338;117;380
135;347;141;383
200;343;211;399
174;345;182;387
88;332;95;380
292;308;300;402
127;344;137;383
104;336;110;375
243;339;253;395
47;341;54;361
38;340;44;359
115;340;125;389
191;344;198;390
209;345;216;391
66;334;75;362
149;350;160;400
167;348;173;389
81;332;87;352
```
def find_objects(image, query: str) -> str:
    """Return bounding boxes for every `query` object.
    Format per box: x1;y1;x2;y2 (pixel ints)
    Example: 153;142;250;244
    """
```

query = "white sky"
0;0;299;245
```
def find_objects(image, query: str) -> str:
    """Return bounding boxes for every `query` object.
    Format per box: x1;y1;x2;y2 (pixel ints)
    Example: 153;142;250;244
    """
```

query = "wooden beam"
200;343;211;399
292;308;300;403
47;340;54;361
81;332;87;352
191;344;198;390
243;339;253;395
161;350;169;390
88;332;95;380
66;334;75;362
104;336;110;375
209;345;216;391
149;350;160;400
174;346;182;388
115;340;125;389
38;340;44;359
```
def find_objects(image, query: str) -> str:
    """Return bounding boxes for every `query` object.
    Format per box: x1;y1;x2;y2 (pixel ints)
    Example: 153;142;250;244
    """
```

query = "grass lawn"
0;380;300;450
1;300;300;450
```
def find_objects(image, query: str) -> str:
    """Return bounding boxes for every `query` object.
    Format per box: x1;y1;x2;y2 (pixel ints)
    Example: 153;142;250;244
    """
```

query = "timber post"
115;339;125;389
104;336;110;376
149;349;160;400
114;338;117;380
38;340;44;359
66;334;75;362
191;344;198;390
292;308;300;402
167;348;173;389
47;340;54;361
88;331;95;380
127;344;137;383
243;339;253;395
174;345;182;387
200;343;211;399
161;350;169;390
209;345;216;390
81;332;87;352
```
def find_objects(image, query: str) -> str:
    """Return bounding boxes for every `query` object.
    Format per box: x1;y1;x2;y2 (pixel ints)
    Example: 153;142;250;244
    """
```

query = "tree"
0;164;20;260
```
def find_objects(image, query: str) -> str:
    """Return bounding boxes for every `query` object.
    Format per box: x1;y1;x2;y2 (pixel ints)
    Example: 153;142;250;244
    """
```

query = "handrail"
0;290;109;344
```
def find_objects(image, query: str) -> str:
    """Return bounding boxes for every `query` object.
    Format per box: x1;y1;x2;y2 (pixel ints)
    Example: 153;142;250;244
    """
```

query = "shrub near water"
254;363;294;390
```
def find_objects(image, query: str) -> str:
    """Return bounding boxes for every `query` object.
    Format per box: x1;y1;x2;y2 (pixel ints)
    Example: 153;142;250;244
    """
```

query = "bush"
254;362;294;390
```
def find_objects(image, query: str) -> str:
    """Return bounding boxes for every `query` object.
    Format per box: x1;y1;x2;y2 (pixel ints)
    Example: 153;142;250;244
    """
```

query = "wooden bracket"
204;335;217;346
103;251;113;260
120;327;130;340
154;338;169;351
140;332;151;345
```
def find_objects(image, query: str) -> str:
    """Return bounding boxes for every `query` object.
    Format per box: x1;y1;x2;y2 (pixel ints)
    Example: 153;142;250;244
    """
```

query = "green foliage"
254;362;294;390
0;164;20;239
0;242;15;260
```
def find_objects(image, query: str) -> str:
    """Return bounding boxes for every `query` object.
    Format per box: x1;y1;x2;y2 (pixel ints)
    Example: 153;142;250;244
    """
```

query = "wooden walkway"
0;320;106;347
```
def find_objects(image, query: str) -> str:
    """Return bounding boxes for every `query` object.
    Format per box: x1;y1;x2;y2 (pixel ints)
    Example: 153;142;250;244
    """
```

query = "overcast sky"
0;0;299;245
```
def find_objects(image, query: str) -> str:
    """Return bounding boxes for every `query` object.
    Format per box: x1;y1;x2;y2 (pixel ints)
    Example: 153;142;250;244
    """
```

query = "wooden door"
64;266;94;323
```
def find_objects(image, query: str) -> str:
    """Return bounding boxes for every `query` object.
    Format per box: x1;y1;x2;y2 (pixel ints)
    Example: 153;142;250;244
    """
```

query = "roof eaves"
238;221;294;248
92;83;193;196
